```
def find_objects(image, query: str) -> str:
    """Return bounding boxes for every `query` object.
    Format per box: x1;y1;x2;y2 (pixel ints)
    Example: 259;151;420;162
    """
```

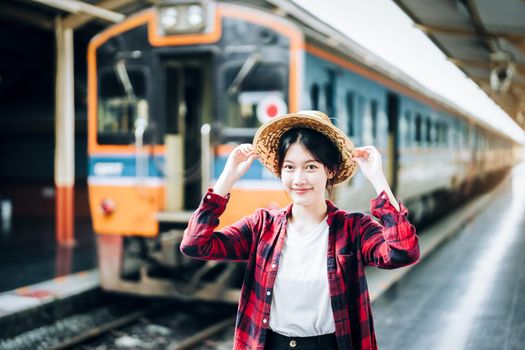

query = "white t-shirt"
269;217;335;336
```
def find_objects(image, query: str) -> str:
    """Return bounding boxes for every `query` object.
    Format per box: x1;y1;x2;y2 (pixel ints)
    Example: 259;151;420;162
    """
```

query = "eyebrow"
282;159;319;164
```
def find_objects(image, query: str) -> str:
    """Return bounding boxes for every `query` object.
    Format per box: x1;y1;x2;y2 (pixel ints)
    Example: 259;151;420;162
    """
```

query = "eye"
306;164;318;170
283;164;294;170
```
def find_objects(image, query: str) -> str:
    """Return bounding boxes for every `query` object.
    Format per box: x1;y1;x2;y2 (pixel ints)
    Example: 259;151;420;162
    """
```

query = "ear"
327;170;335;179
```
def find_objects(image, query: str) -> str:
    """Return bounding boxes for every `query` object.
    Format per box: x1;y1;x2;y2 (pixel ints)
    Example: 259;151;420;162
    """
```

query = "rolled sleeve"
360;190;420;268
180;188;255;262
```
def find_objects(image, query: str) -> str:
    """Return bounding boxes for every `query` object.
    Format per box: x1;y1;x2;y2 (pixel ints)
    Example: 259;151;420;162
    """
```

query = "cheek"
281;174;291;188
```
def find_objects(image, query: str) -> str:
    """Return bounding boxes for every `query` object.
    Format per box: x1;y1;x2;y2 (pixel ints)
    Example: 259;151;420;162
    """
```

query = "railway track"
1;297;237;350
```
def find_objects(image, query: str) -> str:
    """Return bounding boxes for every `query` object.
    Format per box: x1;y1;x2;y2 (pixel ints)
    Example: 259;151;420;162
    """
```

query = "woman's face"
280;142;332;207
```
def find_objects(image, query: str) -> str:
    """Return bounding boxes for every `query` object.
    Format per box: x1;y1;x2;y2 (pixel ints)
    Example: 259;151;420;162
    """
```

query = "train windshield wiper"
227;52;262;95
115;59;136;102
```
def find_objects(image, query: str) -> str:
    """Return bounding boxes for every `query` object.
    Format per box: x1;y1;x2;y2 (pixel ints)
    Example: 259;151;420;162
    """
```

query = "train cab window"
98;67;149;144
223;63;287;129
346;92;355;136
415;113;422;145
311;84;320;110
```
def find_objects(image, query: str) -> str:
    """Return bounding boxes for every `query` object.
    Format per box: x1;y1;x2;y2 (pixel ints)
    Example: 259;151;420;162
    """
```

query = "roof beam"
414;23;525;41
63;0;137;29
33;0;125;24
415;23;476;36
0;2;54;30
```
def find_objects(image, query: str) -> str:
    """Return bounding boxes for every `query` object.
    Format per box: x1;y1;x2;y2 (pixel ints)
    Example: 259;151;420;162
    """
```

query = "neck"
290;199;328;225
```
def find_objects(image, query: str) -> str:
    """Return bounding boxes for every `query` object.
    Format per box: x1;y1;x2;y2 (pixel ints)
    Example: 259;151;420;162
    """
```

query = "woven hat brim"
252;113;358;184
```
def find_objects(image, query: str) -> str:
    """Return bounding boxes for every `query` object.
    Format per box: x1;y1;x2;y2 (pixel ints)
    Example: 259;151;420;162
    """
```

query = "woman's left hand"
351;146;385;183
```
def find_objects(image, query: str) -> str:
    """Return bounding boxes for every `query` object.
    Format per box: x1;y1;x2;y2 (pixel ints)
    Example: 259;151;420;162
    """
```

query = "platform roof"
2;0;524;136
393;0;525;130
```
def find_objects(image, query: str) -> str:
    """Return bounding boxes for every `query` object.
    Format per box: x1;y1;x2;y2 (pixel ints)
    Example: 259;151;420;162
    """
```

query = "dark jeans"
264;329;338;350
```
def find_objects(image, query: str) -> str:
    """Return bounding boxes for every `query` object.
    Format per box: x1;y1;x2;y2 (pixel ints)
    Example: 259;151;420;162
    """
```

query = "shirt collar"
281;199;339;226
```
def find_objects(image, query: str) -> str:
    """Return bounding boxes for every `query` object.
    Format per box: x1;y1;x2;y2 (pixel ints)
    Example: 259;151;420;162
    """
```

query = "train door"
386;92;400;194
163;56;213;212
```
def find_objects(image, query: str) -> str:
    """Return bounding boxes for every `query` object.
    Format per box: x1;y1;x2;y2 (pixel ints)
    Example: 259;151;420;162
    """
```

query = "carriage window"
98;68;148;144
370;100;378;141
223;63;287;128
425;117;432;145
311;84;320;110
442;122;449;147
324;82;334;119
402;111;411;147
415;113;422;144
346;92;355;136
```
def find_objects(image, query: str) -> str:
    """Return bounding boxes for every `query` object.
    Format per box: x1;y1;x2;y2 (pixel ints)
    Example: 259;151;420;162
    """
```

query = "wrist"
370;174;388;190
214;173;237;196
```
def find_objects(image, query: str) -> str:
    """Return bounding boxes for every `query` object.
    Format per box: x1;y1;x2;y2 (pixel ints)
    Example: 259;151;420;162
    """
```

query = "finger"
246;154;258;166
353;157;364;167
353;150;369;160
244;151;258;159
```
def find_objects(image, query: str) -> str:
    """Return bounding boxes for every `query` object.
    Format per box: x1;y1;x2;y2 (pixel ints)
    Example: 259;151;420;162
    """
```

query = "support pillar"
54;17;75;246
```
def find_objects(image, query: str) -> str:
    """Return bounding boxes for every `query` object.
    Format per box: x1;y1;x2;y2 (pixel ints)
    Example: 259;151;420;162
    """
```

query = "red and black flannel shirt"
181;188;420;350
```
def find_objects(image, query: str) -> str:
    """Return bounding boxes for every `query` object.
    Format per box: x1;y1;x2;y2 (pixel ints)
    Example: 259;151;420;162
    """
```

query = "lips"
292;188;312;195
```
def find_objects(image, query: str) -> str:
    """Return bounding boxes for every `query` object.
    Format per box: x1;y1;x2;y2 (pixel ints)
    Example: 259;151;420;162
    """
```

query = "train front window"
222;63;287;129
97;68;149;144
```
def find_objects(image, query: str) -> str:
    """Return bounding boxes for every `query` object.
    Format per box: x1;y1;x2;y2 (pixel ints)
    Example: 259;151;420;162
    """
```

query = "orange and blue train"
87;0;521;299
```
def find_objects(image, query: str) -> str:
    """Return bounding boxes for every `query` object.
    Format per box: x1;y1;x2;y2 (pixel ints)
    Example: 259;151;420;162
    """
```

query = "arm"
180;188;257;261
180;144;259;261
352;146;419;268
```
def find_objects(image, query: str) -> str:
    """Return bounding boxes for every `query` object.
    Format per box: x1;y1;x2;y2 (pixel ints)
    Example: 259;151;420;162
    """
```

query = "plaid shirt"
181;188;419;350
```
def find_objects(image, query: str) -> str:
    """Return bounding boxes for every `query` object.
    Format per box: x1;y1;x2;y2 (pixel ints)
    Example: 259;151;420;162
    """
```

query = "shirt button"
266;290;271;296
206;195;211;199
262;318;268;324
271;263;276;269
289;339;297;348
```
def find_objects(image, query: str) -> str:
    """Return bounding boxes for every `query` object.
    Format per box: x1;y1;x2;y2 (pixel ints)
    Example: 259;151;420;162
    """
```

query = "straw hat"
252;110;357;184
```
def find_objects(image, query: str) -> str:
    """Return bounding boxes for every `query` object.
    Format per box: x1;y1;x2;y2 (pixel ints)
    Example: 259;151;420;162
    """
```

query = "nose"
292;169;307;185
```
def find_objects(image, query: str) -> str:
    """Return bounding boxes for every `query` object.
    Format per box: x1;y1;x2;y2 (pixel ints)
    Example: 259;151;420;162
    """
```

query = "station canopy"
393;0;525;130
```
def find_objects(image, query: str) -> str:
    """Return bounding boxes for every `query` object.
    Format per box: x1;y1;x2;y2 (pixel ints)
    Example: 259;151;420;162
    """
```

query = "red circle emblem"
266;104;278;118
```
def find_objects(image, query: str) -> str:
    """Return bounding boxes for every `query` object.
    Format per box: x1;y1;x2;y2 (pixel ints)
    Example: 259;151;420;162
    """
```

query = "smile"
292;188;312;194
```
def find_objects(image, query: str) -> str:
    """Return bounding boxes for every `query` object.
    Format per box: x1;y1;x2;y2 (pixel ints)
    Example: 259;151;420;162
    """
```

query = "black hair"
277;128;341;197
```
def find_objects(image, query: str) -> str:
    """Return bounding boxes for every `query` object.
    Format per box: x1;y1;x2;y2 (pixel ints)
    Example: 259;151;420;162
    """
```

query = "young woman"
181;110;420;350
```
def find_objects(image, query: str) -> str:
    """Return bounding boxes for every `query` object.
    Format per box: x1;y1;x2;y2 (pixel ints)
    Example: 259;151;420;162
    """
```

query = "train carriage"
87;0;521;299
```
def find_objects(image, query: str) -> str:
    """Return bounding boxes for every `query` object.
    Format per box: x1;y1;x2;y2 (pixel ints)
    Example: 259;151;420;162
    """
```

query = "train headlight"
160;8;179;31
187;5;204;27
157;1;208;34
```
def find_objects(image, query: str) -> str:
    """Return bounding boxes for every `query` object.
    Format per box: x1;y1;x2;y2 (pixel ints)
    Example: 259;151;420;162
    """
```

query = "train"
87;0;522;300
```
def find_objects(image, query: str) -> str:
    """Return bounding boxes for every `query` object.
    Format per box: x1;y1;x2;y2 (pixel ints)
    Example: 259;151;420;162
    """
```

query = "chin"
289;192;319;206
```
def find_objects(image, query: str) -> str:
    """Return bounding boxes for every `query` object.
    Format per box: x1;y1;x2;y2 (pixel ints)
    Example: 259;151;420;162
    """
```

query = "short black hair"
277;127;341;196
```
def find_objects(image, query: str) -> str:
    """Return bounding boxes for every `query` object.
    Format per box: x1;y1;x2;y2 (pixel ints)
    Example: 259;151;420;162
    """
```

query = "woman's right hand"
223;143;258;180
213;144;258;196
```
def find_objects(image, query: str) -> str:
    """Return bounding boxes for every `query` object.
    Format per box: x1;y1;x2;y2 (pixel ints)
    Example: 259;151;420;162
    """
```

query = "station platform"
0;218;98;339
373;162;525;350
0;219;97;293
